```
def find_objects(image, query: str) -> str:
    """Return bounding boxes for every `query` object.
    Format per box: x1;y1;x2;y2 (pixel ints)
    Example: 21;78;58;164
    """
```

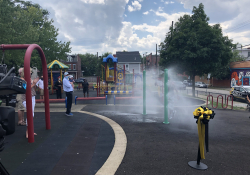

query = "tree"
212;47;246;80
159;3;234;96
0;0;71;73
79;53;98;76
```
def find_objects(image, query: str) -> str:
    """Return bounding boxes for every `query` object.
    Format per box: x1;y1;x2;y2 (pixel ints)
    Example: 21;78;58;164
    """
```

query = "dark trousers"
66;91;73;114
56;89;62;99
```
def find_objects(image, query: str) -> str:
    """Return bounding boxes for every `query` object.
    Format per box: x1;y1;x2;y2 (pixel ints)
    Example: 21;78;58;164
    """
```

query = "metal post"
106;95;107;105
143;70;146;115
114;95;116;105
97;76;99;97
163;69;169;124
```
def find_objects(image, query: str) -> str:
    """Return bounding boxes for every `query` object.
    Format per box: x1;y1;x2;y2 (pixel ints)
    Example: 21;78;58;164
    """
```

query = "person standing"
16;68;26;126
82;79;89;97
63;72;74;116
54;78;62;99
21;68;39;138
36;76;44;100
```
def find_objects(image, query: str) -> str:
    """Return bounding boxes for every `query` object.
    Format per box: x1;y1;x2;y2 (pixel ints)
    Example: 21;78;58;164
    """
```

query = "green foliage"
159;3;234;95
79;52;111;78
212;48;246;80
0;0;71;73
79;53;98;76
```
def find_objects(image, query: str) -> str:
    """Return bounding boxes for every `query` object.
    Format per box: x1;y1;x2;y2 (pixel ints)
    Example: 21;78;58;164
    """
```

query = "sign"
207;73;211;79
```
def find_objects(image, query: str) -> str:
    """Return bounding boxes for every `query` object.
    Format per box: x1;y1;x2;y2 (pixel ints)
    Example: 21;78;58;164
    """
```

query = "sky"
29;0;250;56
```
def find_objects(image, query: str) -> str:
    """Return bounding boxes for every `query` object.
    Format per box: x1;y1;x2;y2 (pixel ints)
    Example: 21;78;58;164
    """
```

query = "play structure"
47;60;69;94
96;54;135;96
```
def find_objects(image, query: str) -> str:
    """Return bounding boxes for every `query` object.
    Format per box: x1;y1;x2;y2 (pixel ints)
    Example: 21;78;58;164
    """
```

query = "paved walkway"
1;87;250;174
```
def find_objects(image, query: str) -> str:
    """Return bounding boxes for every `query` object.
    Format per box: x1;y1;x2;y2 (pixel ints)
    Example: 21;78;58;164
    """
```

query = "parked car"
230;85;250;102
75;78;85;83
173;81;186;90
183;80;192;86
195;81;207;88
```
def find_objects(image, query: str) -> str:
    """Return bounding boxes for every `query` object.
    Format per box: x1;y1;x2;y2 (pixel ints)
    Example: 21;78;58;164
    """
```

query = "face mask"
41;78;43;80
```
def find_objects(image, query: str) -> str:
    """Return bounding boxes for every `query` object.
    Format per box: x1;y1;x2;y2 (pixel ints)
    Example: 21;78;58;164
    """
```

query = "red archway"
0;44;51;143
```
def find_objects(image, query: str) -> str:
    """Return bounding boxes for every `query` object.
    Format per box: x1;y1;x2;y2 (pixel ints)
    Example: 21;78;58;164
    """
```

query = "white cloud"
138;0;143;2
81;0;105;4
175;0;250;45
143;11;149;15
158;7;164;11
165;1;174;4
154;2;157;4
128;1;142;12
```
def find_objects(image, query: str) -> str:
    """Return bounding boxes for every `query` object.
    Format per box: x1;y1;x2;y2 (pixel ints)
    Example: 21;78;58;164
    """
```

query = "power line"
224;19;250;33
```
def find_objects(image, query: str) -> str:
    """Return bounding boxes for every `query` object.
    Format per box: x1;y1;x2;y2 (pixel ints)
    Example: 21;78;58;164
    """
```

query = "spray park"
0;45;250;174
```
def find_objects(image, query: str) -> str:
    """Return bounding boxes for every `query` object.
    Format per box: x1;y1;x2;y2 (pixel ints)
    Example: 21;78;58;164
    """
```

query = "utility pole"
145;52;147;71
171;21;174;40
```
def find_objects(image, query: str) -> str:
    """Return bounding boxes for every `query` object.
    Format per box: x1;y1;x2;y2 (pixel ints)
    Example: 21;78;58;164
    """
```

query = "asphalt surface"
1;87;250;175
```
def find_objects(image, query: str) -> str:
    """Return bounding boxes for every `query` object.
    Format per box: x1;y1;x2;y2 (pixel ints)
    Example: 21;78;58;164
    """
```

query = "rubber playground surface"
1;89;250;175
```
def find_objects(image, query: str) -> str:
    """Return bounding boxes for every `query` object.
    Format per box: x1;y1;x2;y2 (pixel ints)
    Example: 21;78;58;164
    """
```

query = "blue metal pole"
75;96;78;105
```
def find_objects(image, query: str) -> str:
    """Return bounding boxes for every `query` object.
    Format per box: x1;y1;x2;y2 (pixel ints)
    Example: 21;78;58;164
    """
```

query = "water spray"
143;70;146;115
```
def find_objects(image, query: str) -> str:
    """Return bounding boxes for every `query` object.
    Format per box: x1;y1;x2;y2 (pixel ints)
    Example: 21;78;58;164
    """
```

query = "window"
125;64;129;70
68;64;71;70
235;87;240;91
73;64;76;70
67;56;72;62
248;52;250;57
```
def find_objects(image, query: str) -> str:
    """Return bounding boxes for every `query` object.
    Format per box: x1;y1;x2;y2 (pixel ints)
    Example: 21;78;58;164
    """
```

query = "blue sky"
29;0;250;56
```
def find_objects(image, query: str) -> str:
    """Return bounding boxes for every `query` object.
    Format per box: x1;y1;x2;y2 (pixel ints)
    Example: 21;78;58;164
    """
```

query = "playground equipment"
47;60;69;94
0;44;51;143
206;95;233;109
188;106;215;170
96;54;135;96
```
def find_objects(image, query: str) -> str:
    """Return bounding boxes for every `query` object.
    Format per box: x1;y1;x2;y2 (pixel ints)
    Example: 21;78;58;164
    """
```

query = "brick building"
61;54;82;79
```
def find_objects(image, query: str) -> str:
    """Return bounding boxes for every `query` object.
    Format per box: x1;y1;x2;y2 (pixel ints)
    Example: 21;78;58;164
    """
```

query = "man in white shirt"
63;72;74;116
36;76;44;100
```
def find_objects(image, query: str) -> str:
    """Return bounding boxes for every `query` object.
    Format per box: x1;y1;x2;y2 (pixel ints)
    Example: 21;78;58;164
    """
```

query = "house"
61;54;82;79
145;53;160;70
234;47;250;61
115;51;141;74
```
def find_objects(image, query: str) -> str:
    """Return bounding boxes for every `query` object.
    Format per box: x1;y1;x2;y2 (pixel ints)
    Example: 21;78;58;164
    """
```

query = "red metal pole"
124;65;126;91
24;44;51;143
99;76;101;97
114;63;116;83
1;44;51;143
97;76;99;97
